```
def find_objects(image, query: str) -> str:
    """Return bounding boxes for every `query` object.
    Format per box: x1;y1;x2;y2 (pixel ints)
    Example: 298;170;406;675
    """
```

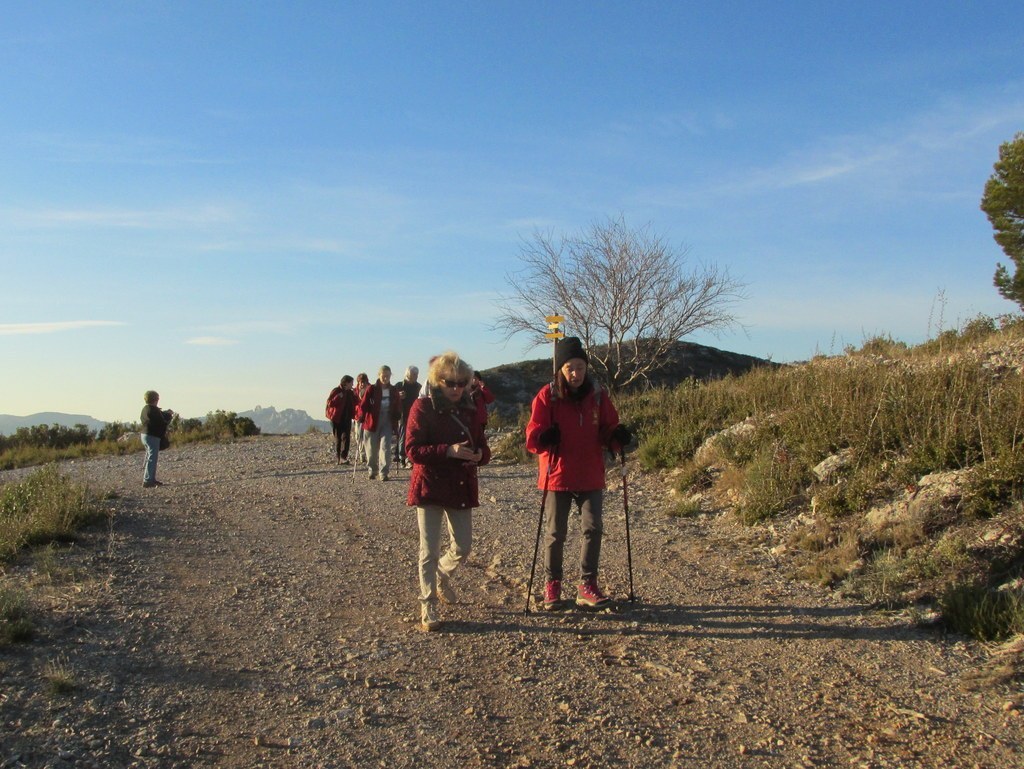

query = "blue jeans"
141;433;161;483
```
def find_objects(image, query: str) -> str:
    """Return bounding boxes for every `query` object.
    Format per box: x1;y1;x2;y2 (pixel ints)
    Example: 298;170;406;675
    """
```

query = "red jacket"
358;381;401;434
405;394;491;509
472;382;495;426
354;384;369;424
525;379;621;492
326;387;356;423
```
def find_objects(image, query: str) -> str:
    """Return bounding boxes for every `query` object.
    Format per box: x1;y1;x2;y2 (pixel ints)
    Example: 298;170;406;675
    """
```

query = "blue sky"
1;2;1022;423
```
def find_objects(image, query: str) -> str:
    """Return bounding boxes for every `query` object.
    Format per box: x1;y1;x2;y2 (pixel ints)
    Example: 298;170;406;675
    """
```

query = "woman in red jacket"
353;372;370;463
525;337;630;610
358;366;402;480
405;351;491;631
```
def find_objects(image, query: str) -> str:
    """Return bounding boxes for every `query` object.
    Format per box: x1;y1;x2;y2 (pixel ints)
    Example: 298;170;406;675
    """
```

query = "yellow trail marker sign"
545;331;564;339
545;315;565;324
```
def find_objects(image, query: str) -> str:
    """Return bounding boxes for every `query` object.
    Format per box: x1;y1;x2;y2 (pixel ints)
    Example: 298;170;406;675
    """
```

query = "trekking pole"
525;312;566;614
620;450;636;602
524;448;556;615
352;423;359;481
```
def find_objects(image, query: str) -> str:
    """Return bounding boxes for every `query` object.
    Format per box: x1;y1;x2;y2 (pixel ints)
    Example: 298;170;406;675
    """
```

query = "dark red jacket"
405;393;491;509
359;381;401;434
326;387;356;423
472;381;495;427
525;378;621;492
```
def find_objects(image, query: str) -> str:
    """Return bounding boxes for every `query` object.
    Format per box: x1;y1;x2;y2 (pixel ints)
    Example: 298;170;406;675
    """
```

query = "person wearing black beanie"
525;336;632;610
554;336;588;371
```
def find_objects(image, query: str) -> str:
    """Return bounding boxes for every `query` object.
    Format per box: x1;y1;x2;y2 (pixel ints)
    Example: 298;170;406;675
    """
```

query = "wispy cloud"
185;336;239;346
732;94;1024;194
1;204;240;230
0;320;125;336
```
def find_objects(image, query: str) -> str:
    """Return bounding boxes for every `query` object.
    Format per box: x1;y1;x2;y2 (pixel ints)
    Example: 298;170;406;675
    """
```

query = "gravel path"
1;433;1021;768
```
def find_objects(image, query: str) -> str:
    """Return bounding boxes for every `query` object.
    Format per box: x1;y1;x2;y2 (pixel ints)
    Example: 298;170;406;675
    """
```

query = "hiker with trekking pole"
326;375;357;465
524;335;632;611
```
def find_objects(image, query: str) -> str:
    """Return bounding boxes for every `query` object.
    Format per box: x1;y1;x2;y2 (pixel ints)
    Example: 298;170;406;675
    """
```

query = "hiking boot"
543;580;563;610
576;580;611;607
420;602;442;632
437;570;457;604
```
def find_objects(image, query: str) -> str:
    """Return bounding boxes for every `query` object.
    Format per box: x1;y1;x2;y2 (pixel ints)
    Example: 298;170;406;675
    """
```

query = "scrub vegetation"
0;410;261;471
618;313;1024;642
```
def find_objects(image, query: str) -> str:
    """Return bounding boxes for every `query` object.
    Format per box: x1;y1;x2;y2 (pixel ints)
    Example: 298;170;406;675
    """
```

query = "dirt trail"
1;434;1021;768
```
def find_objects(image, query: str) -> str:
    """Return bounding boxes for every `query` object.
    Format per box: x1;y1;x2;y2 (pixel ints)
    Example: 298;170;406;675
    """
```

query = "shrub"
850;334;909;357
735;443;807;524
940;582;1024;641
637;431;689;470
669;496;704;518
0;465;104;559
0;586;33;645
173;411;261;444
491;429;529;464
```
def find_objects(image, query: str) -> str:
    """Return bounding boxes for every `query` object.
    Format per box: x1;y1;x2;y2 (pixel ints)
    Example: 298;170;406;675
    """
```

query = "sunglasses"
442;379;469;388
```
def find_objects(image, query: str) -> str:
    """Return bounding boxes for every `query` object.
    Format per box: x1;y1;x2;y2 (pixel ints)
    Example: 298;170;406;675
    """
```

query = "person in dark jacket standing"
394;365;422;468
140;390;174;488
405;351;491;631
326;375;357;464
359;365;402;480
525;337;630;610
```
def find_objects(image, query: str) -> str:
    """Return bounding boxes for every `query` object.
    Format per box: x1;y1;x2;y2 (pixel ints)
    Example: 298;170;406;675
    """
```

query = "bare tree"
494;216;745;392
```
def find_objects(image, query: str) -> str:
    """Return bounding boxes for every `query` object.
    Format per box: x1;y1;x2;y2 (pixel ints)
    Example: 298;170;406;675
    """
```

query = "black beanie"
555;336;588;370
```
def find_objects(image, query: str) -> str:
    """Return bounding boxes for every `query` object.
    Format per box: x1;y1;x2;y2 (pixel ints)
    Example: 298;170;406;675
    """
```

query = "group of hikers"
325;362;494;481
325;338;631;631
140;336;631;633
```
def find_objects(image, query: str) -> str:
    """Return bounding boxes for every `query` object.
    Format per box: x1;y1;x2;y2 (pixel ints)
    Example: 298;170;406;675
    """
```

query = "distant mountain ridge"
238;406;331;435
0;408;330;437
0;412;108;436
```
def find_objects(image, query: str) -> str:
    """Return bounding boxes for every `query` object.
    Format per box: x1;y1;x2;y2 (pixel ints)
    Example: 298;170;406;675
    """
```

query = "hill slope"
479;340;775;417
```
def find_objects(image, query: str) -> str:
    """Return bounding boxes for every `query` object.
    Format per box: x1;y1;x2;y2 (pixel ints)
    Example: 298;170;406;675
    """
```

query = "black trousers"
332;418;352;459
544;490;604;582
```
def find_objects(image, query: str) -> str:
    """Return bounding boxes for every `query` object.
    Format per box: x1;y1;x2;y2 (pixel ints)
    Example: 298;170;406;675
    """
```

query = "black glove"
611;424;632;447
538;424;561;448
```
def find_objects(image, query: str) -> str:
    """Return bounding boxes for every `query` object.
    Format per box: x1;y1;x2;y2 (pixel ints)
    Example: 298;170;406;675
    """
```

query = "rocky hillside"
479;340;775;418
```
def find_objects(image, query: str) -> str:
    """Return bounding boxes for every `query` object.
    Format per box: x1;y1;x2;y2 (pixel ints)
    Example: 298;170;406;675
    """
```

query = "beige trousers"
417;505;472;605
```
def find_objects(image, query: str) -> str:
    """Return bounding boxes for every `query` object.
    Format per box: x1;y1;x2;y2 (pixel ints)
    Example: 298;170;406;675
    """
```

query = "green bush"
0;465;105;560
174;411;261;444
0;586;33;645
735;443;808;524
940;582;1024;641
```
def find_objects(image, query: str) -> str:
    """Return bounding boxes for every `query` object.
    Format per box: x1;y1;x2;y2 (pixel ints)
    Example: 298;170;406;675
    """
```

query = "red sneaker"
543;580;562;610
576;580;611;607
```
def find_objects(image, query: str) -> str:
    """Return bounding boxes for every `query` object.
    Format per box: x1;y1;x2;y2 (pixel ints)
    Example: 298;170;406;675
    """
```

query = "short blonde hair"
377;365;391;379
144;390;159;404
427;351;473;388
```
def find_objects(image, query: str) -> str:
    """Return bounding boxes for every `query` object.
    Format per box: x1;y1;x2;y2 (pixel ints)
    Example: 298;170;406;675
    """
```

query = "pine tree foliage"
982;132;1024;309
